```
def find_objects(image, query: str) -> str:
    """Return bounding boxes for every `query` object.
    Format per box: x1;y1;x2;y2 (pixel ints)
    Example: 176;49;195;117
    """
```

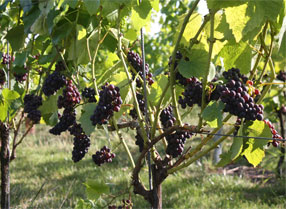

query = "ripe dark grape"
0;68;6;88
166;130;192;158
220;79;264;121
42;71;67;96
1;53;13;65
90;83;122;126
23;94;42;124
69;123;90;162
277;71;286;82
108;199;133;209
92;146;115;166
160;105;176;129
129;93;146;119
178;77;203;108
55;61;66;72
264;120;282;147
127;51;154;87
49;108;76;135
82;87;97;103
57;80;81;109
222;68;248;83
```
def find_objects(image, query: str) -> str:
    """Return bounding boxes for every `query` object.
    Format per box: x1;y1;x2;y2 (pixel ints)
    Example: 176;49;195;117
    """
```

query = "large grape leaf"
79;103;96;135
130;0;152;31
202;101;224;128
84;179;109;200
218;41;252;74
147;74;169;107
207;0;247;10
241;121;272;167
83;0;100;16
5;25;26;51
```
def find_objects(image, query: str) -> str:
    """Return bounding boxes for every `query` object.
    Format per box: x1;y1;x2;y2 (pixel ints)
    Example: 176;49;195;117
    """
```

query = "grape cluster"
23;94;42;124
82;87;97;103
108;199;133;209
277;71;286;82
168;51;190;86
90;83;122;126
160;106;176;129
264;120;282;147
14;68;28;82
127;51;154;87
222;68;248;83
68;123;90;162
129;93;146;119
221;79;264;121
178;77;203;108
166;130;192;158
57;80;81;109
1;53;13;65
42;71;67;96
92;146;115;166
49;108;76;135
0;68;5;88
135;130;144;152
55;61;66;72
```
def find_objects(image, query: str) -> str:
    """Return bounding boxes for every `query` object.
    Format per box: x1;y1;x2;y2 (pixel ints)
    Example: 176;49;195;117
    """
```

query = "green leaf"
216;152;232;167
230;125;243;160
2;88;20;101
20;0;33;13
131;0;152;31
178;47;209;79
63;0;78;8
241;121;272;167
0;102;8;122
52;22;74;44
278;32;286;58
5;25;26;51
202;101;224;128
83;0;100;16
207;0;247;10
218;41;252;74
38;94;59;115
23;7;41;33
14;52;28;66
84;179;109;200
79;103;96;135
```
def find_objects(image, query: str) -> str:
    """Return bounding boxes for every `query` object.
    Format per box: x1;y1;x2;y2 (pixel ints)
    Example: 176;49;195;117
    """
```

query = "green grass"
8;125;286;209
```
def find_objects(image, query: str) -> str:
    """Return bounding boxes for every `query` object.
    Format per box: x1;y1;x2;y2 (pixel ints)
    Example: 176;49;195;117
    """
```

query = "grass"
7;124;286;209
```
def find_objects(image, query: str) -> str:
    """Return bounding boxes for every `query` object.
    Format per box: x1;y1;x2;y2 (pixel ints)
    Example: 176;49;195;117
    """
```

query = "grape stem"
198;9;217;130
112;117;135;168
189;14;210;49
169;0;201;127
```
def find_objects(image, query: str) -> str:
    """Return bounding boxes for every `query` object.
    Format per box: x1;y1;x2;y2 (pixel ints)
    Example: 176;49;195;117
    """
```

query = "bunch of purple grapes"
92;146;116;166
166;130;192;158
127;51;154;87
49;108;76;135
178;77;203;108
108;199;133;209
68;123;90;162
222;68;248;83
129;93;146;119
0;69;5;88
277;71;286;82
90;83;122;126
160;105;176;129
42;71;67;96
82;87;97;103
57;80;81;109
23;94;42;124
220;78;263;121
1;53;13;65
14;67;28;82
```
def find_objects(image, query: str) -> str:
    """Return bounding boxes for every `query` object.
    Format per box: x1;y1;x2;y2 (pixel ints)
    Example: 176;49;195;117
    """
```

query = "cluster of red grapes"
49;108;76;135
160;105;176;129
221;71;263;121
92;146;116;166
277;70;286;82
82;87;97;103
108;199;133;209
127;51;154;87
222;68;248;83
264;120;283;147
23;94;42;124
0;68;5;88
90;83;122;126
13;67;28;83
42;71;67;96
178;77;203;108
168;51;191;86
166;130;192;158
68;123;90;162
1;53;13;65
129;93;146;119
57;80;81;109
